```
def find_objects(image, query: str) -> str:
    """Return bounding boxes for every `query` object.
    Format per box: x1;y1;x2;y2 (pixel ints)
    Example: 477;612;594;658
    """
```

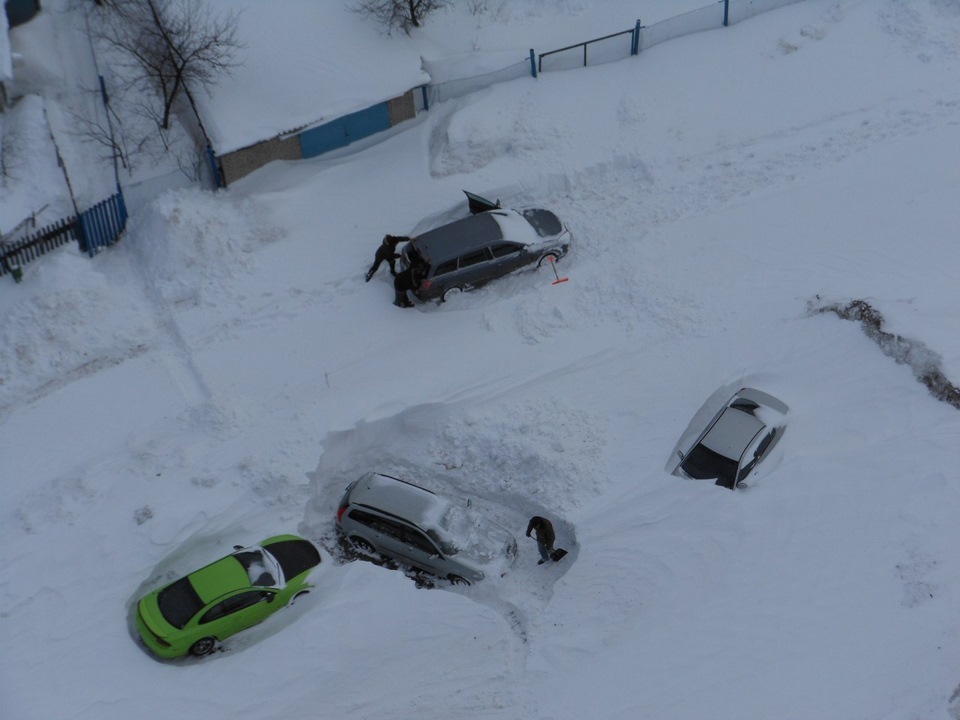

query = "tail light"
336;506;347;522
420;279;432;290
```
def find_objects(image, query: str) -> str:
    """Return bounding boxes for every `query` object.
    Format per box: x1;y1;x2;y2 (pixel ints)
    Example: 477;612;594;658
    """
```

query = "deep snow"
2;1;960;719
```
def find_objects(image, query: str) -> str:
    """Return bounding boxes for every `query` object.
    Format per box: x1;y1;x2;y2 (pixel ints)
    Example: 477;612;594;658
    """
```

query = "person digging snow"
526;516;556;565
365;235;407;282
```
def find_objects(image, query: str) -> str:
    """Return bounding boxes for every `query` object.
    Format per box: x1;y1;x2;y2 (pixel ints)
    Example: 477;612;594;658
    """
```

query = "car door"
736;427;779;485
365;515;417;564
198;590;276;640
453;247;496;290
395;525;447;577
369;517;439;574
488;242;526;276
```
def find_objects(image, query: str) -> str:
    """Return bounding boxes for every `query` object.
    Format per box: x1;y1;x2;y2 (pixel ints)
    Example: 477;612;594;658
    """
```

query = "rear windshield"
405;246;431;276
157;577;204;629
681;444;738;485
521;208;562;238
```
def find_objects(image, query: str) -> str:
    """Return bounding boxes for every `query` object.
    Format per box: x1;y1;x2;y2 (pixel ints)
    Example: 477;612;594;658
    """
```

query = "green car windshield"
157;577;204;629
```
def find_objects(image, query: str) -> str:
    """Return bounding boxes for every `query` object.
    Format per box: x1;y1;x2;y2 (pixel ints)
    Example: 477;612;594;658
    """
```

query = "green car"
136;534;321;658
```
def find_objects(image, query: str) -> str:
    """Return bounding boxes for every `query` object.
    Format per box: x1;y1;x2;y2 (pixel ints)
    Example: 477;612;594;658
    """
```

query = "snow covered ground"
2;1;960;719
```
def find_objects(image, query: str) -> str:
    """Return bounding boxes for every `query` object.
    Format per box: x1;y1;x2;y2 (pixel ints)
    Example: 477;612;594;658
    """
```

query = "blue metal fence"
1;189;128;281
76;189;129;257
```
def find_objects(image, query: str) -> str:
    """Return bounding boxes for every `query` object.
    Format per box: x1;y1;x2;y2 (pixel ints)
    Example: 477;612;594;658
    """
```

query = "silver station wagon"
400;196;572;302
336;472;518;585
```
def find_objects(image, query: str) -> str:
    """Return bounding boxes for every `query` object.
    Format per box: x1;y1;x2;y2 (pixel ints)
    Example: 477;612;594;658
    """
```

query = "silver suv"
336;472;518;585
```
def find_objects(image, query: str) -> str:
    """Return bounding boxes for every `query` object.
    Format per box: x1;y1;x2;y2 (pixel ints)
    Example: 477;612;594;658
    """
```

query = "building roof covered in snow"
197;0;429;155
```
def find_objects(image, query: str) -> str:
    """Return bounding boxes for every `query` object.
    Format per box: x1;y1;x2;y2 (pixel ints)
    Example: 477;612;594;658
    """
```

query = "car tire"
350;537;376;556
537;252;559;269
441;287;463;303
190;637;217;657
448;574;470;587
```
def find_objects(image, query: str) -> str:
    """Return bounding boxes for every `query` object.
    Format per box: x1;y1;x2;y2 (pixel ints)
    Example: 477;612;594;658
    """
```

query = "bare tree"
95;0;242;130
352;0;448;35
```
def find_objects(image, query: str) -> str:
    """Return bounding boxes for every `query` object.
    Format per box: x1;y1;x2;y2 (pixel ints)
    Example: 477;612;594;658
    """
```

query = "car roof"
349;472;448;527
188;556;250;604
700;407;765;460
412;212;504;265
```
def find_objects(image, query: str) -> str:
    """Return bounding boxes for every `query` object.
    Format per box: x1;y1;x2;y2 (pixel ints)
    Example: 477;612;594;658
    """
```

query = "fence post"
205;145;223;189
723;0;730;27
420;84;429;112
632;19;641;55
529;49;537;78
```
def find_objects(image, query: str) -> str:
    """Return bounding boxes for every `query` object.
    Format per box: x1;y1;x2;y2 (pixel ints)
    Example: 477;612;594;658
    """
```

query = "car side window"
458;248;492;268
434;259;458;276
489;243;521;258
371;516;409;541
402;527;439;555
755;429;776;457
200;591;266;624
348;508;378;528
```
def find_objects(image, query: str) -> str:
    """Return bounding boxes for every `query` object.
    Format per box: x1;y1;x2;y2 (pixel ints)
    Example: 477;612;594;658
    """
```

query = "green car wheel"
190;637;216;657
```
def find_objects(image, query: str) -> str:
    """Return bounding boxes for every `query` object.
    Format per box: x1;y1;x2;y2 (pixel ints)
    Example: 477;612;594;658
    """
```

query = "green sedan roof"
188;556;250;604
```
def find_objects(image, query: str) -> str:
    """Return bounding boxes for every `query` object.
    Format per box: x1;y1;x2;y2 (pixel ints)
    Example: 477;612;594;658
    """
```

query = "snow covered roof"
1;9;13;83
197;1;430;155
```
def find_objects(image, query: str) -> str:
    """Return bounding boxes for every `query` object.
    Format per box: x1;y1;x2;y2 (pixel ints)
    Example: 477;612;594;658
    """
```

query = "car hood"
438;506;518;573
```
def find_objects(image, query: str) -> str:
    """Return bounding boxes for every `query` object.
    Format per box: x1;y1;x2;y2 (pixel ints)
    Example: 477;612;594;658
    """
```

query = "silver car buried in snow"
336;472;518;585
666;387;788;490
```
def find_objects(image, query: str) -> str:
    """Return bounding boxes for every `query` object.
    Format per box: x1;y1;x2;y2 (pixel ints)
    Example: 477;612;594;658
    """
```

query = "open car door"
463;190;501;215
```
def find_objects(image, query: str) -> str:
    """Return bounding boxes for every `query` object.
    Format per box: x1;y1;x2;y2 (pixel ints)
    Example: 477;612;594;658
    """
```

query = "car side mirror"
263;592;275;603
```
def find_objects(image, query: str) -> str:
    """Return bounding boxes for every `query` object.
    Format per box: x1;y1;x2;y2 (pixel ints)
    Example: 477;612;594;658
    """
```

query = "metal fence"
77;190;128;257
420;0;807;106
539;24;639;73
1;189;128;281
0;218;77;280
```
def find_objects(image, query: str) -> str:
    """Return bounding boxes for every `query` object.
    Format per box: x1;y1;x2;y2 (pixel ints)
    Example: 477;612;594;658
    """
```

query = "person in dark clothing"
526;516;556;565
365;235;407;282
393;266;416;308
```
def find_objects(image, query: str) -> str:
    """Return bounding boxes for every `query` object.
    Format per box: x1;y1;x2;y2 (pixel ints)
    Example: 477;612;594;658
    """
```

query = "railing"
76;190;128;257
420;0;807;106
1;218;77;281
539;24;639;73
1;189;128;282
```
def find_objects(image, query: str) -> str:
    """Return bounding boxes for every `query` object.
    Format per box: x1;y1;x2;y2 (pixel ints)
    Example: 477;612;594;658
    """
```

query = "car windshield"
233;549;281;587
681;443;739;485
156;577;204;630
521;208;562;237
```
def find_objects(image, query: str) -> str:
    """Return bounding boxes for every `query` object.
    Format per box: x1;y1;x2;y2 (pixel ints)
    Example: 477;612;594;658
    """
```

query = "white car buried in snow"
666;387;788;491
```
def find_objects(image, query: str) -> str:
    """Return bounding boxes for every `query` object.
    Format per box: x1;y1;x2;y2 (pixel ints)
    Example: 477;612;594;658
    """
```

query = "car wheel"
441;287;463;303
537;252;559;269
350;536;376;556
190;637;217;657
448;574;470;587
